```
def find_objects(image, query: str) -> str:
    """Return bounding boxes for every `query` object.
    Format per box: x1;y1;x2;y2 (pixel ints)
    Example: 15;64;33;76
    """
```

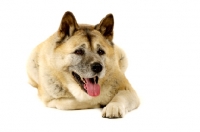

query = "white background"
0;0;200;132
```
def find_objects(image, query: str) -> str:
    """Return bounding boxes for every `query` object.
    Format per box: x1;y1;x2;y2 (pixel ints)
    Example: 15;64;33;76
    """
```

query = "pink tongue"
84;78;100;96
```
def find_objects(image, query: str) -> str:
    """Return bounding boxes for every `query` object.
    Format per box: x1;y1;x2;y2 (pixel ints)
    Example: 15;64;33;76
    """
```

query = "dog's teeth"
82;78;86;83
94;76;98;84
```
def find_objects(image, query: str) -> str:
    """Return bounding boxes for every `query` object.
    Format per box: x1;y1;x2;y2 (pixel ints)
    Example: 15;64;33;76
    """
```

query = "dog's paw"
102;102;127;118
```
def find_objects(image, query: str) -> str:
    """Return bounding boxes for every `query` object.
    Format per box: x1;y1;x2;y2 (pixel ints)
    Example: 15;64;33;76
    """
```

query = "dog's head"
53;11;115;97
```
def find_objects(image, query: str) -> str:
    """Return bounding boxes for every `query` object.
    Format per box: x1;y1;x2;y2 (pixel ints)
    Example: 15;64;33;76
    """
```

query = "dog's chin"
72;72;100;97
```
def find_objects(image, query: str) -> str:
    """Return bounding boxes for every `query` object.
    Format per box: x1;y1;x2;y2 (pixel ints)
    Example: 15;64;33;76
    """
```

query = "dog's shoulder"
114;45;128;73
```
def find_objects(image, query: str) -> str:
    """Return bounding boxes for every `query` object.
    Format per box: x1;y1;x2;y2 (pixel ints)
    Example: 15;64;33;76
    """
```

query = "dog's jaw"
72;72;100;96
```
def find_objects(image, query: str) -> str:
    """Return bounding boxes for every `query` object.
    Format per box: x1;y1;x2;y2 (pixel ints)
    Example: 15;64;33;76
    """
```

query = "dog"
26;11;140;118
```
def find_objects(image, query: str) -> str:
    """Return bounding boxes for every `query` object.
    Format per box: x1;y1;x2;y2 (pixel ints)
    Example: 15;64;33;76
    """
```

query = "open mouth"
72;72;100;97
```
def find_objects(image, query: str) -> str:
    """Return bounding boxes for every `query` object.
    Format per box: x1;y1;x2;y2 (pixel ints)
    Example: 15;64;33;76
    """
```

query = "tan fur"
27;11;139;118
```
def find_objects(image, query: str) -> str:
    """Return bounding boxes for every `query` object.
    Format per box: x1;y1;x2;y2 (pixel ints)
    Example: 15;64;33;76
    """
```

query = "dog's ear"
57;11;79;42
95;14;114;41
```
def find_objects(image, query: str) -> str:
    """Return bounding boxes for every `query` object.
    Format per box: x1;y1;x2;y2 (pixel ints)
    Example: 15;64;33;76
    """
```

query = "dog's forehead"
79;28;107;48
67;25;110;50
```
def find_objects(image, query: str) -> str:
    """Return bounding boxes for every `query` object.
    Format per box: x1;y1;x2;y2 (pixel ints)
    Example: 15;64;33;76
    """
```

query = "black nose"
91;63;103;73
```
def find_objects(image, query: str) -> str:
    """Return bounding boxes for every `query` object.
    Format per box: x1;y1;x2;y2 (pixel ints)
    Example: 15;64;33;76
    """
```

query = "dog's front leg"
102;89;139;118
47;98;100;110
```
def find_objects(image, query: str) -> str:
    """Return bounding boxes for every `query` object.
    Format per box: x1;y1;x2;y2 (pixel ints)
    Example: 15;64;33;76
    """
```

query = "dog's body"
27;11;139;118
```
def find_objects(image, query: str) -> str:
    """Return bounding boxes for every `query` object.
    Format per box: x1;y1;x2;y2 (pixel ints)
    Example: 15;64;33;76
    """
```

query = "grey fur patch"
68;51;105;78
44;74;67;98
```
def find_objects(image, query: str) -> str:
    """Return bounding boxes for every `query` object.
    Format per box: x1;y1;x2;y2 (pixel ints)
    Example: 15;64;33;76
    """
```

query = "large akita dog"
27;11;139;118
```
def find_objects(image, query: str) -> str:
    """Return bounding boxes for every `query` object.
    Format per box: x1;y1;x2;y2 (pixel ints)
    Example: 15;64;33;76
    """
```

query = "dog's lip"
72;72;87;93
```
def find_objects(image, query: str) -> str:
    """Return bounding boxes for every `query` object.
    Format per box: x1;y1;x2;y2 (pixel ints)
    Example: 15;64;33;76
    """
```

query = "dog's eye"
97;49;105;55
74;49;84;55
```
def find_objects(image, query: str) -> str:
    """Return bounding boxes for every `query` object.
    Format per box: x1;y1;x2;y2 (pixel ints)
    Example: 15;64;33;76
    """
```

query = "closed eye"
97;49;105;55
74;49;85;55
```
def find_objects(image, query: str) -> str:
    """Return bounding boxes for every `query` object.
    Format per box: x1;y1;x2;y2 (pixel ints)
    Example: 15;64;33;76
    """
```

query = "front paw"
102;102;127;118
